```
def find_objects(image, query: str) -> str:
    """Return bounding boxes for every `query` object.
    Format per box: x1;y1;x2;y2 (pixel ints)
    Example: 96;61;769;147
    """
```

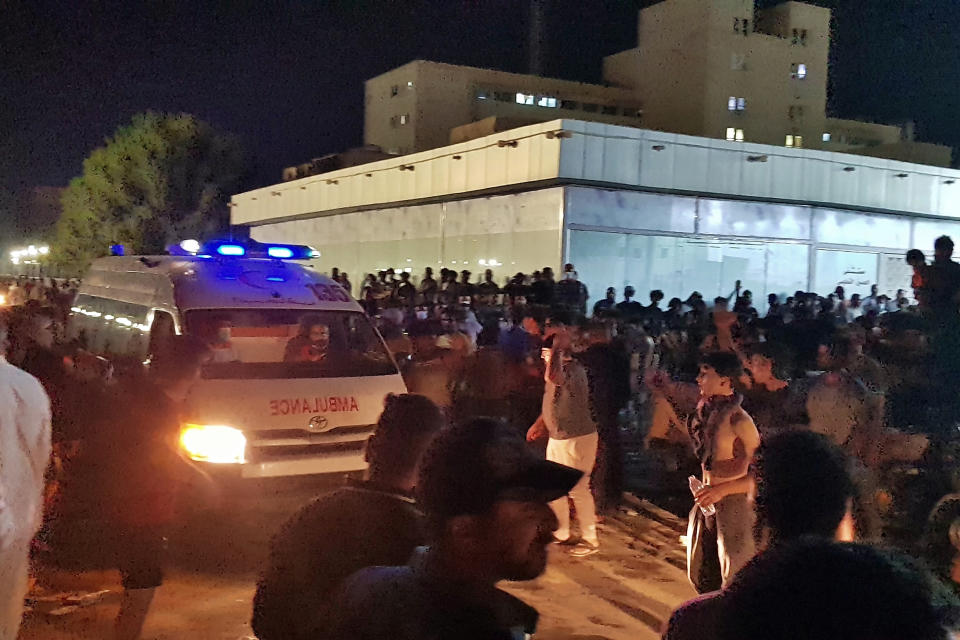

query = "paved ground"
20;484;696;640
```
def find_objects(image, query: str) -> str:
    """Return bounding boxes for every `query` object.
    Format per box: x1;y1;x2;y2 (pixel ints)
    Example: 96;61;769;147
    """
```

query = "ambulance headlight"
180;424;247;464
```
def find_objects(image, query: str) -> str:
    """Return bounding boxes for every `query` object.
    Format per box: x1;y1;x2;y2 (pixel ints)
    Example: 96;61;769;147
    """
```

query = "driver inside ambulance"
284;315;330;363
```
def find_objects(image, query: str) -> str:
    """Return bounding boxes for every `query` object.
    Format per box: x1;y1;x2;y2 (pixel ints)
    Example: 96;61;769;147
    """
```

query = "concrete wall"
610;0;831;147
364;62;419;155
621;0;712;137
825;117;903;147
851;141;953;168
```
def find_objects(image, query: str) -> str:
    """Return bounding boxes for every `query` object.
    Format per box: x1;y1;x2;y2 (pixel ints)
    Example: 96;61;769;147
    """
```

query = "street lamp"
38;246;49;255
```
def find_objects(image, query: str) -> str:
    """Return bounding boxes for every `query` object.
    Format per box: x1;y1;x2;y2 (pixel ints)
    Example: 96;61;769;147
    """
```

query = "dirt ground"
20;484;695;640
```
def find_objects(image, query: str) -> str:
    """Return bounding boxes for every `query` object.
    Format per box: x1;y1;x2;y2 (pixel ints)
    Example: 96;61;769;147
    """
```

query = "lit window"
795;135;804;148
822;132;831;142
726;127;736;141
476;90;488;100
516;93;535;105
737;97;746;111
537;96;557;108
735;129;744;142
407;81;414;88
798;63;807;78
400;114;409;125
728;96;737;111
785;135;795;147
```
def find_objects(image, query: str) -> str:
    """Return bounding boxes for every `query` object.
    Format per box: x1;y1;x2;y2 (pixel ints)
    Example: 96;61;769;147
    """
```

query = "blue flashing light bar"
200;240;319;260
110;244;125;256
216;244;246;256
267;246;295;259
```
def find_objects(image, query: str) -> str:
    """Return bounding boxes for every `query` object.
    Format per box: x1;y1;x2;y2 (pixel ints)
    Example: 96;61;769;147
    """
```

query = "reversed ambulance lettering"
269;396;360;416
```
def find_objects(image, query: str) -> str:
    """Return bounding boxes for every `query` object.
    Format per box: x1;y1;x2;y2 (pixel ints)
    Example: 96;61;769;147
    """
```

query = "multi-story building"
364;60;643;155
604;0;950;165
364;1;950;166
605;0;828;149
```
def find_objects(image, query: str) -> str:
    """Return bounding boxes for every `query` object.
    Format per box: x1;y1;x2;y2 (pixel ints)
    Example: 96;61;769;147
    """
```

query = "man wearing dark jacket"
327;418;581;640
80;336;211;640
252;394;445;640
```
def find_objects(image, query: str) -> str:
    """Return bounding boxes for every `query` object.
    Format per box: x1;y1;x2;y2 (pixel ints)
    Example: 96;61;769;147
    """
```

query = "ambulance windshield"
186;309;398;379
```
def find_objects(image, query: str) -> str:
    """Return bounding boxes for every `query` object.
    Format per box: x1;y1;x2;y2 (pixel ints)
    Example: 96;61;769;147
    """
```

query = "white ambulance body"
70;244;406;478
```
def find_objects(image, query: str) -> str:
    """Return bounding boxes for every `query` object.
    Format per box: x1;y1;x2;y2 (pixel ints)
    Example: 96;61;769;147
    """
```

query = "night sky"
2;0;959;205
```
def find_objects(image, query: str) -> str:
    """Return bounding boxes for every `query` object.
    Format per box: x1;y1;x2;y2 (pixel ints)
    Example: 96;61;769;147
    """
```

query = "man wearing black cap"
328;417;581;640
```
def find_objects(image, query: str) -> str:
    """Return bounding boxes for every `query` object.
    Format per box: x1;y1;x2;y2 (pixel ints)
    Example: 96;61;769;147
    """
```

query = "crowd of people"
2;234;960;638
289;233;960;637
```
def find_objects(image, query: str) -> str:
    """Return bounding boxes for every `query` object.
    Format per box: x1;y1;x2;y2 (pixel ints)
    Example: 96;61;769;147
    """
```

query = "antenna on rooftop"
529;0;545;76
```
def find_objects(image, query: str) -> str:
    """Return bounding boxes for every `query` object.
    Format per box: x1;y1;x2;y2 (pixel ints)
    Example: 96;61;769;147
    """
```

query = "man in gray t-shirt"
527;327;600;557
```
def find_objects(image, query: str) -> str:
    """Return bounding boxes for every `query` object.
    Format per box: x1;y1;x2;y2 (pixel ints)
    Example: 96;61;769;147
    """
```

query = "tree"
52;112;246;274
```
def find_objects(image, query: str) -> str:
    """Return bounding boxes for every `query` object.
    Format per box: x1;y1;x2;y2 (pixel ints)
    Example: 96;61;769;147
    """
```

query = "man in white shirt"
527;326;601;558
0;316;52;639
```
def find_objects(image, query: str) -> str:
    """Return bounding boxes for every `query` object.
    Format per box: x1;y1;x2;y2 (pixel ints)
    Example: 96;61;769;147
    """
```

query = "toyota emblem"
308;415;329;432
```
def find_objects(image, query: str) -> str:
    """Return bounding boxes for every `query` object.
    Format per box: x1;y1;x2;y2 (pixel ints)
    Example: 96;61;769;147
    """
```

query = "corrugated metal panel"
853;157;889;210
705;139;744;196
739;143;772;199
673;135;710;193
638;131;677;189
232;119;960;226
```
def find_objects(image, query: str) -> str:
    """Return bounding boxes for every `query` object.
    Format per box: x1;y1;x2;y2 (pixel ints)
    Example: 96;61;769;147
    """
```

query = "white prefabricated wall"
251;188;564;283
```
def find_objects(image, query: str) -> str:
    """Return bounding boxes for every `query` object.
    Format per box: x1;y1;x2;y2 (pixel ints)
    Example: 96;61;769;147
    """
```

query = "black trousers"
591;415;624;514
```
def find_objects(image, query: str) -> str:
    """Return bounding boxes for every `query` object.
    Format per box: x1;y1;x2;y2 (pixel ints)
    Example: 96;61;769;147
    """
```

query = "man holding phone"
527;324;600;557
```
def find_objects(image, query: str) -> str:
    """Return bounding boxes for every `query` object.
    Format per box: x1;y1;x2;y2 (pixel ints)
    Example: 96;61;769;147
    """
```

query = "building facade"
603;0;950;165
605;0;828;150
233;120;960;312
364;60;643;155
362;1;950;166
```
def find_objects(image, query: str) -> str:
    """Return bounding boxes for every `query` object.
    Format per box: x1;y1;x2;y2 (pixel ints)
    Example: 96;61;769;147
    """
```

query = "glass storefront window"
814;249;878;299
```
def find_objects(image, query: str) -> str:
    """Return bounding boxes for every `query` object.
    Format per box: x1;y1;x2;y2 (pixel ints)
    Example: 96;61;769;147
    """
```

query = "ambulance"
69;240;406;479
